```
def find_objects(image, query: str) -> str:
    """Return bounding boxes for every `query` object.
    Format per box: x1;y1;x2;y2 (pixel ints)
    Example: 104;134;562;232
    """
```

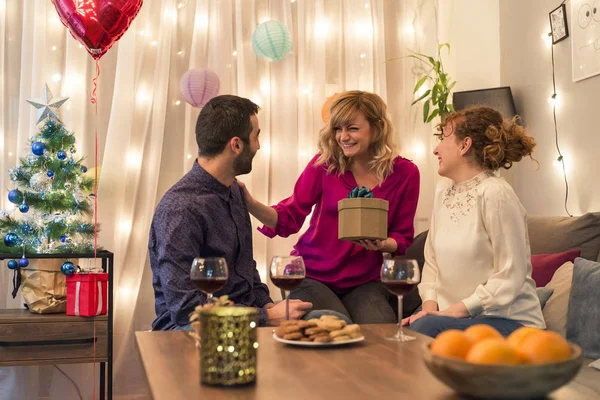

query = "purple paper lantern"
179;68;220;108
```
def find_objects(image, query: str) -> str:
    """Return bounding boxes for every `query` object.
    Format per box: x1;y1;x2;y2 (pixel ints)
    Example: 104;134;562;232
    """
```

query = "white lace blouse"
418;171;545;328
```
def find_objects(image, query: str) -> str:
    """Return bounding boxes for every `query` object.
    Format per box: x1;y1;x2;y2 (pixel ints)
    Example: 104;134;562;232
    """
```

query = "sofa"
400;212;600;394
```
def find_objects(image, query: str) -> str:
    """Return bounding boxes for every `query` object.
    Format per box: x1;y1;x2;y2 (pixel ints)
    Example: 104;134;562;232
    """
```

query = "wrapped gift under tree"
0;84;100;314
66;270;108;317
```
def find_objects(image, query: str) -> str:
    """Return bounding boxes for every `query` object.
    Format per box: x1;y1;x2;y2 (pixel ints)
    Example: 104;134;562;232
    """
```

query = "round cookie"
305;327;327;336
313;335;332;343
342;324;360;334
283;331;304;340
317;319;345;331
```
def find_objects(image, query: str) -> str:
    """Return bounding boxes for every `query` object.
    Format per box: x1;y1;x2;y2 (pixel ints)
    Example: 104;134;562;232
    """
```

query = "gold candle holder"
199;306;259;386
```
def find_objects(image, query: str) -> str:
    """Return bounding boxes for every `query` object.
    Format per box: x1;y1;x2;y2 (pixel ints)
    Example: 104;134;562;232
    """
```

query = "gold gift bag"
20;259;67;314
199;307;258;386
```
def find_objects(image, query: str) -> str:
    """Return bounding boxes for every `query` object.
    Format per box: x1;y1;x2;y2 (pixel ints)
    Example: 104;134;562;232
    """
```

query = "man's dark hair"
195;95;260;157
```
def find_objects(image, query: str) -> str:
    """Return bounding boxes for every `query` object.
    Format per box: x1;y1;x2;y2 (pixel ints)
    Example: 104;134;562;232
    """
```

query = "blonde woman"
240;91;420;323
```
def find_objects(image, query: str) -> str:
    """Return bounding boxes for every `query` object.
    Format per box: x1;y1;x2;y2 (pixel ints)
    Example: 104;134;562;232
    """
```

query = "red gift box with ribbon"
66;273;108;316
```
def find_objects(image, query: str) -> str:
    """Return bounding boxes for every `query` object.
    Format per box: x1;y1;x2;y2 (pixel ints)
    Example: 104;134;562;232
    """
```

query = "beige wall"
411;0;501;233
440;0;501;92
500;0;600;216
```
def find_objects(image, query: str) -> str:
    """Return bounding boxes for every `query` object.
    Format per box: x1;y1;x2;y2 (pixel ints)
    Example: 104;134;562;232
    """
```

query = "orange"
464;324;503;343
466;338;521;365
430;330;474;360
507;326;543;348
516;330;571;364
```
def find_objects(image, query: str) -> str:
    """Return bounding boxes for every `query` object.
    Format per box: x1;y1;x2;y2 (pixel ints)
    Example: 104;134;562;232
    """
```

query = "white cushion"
542;261;573;336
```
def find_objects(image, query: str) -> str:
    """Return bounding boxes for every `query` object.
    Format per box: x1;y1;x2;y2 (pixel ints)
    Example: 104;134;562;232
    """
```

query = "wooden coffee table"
135;325;599;399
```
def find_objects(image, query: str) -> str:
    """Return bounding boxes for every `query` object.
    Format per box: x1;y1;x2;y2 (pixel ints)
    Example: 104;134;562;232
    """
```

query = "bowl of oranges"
422;325;583;399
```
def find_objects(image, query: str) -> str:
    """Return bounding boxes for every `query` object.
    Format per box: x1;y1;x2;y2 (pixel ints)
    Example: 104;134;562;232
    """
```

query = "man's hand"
266;299;312;325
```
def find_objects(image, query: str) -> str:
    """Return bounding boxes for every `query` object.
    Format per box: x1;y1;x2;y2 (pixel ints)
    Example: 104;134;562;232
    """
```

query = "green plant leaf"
413;75;428;93
423;100;430;123
438;43;450;53
448;81;457;91
447;104;455;112
426;109;440;123
409;50;436;65
432;84;439;103
434;61;441;72
440;73;447;85
439;93;448;109
411;89;431;105
406;54;432;66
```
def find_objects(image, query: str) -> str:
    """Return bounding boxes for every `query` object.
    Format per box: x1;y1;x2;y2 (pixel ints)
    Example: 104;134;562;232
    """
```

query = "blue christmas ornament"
3;233;20;247
8;189;23;204
7;260;18;270
18;257;29;268
32;142;46;156
19;203;29;213
61;261;76;276
81;166;88;173
47;171;54;178
57;150;67;160
60;235;67;243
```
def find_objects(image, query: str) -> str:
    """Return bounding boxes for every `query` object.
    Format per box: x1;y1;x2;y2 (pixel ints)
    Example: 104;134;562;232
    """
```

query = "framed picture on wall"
549;3;569;44
571;0;600;81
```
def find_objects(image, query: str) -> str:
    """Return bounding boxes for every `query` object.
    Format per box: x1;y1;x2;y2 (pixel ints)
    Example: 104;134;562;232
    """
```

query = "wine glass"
381;257;421;342
190;257;229;303
269;256;306;320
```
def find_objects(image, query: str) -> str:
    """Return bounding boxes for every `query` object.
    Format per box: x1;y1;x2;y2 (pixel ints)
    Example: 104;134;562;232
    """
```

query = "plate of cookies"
273;315;364;346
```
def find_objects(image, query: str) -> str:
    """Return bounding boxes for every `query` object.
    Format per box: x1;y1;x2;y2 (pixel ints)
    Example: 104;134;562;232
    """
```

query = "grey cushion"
398;231;428;317
400;230;428;272
527;213;600;262
536;287;554;309
566;257;600;359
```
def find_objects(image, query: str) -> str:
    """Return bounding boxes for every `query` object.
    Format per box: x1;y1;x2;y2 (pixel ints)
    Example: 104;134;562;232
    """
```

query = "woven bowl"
423;342;583;399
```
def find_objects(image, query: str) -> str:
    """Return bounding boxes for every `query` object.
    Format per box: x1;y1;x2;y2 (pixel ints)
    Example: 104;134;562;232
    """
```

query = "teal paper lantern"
252;20;293;62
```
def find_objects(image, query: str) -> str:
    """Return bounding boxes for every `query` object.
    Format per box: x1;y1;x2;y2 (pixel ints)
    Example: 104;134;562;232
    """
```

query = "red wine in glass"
270;256;306;320
193;277;228;294
190;257;228;303
381;258;421;342
383;280;418;296
271;276;304;291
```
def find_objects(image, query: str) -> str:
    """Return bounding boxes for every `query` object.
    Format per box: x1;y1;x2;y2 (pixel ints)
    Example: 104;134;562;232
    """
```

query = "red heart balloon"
51;0;143;60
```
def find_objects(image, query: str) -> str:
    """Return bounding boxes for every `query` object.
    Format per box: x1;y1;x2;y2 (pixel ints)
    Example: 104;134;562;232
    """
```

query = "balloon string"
90;59;100;400
90;61;100;107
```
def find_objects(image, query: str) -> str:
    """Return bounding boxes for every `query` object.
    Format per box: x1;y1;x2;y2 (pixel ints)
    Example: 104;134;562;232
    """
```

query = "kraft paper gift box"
338;197;389;241
66;273;108;316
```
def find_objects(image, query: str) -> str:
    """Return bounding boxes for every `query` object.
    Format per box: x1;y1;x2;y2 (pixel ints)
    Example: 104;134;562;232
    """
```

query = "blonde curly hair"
316;91;397;183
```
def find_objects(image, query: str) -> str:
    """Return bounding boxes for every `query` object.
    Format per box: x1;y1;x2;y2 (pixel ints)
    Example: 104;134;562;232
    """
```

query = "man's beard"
233;145;255;175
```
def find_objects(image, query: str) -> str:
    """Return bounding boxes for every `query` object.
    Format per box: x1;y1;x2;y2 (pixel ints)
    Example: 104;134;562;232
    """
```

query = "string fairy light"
547;0;572;217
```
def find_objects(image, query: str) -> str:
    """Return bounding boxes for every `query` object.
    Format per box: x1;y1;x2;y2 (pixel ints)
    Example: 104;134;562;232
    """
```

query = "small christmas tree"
0;84;98;266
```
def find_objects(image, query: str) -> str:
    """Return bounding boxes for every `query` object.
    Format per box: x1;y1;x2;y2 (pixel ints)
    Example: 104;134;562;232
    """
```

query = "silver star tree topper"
26;83;69;124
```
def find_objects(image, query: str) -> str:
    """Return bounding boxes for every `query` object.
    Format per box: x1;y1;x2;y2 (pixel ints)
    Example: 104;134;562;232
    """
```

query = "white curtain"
0;0;442;397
